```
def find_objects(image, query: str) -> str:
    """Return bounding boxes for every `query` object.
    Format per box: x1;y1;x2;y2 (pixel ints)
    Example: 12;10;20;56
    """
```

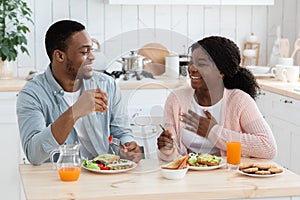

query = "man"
17;20;143;165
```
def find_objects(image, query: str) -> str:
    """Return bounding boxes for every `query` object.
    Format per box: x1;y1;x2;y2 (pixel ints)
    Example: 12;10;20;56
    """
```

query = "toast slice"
92;154;120;165
162;155;189;169
197;154;221;166
177;155;189;169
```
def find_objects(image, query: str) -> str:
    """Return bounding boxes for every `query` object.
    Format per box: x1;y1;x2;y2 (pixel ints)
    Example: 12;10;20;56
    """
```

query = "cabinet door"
267;92;300;175
121;89;167;159
290;128;300;175
269;117;291;169
121;89;167;121
0;92;22;200
255;90;274;122
271;116;300;175
256;90;300;175
271;94;300;126
121;89;168;106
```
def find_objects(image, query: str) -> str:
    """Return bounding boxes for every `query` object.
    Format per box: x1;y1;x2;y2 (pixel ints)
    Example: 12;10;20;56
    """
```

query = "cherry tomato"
100;166;110;170
98;163;110;170
108;135;113;143
98;163;104;168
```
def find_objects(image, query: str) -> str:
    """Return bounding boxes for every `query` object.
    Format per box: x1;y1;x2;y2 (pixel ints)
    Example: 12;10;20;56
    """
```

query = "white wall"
15;0;300;77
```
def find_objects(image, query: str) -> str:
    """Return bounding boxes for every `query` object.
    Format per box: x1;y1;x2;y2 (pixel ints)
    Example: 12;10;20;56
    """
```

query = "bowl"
161;167;188;180
243;49;257;57
245;66;271;74
247;35;258;43
277;57;294;65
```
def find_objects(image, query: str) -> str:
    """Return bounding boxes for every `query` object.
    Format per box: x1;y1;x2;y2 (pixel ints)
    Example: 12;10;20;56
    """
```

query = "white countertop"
117;75;188;90
0;78;27;92
0;76;188;92
1;77;299;101
257;78;300;100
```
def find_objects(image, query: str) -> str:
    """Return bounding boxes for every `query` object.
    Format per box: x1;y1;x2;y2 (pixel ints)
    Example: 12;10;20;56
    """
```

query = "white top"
182;95;222;155
63;90;98;158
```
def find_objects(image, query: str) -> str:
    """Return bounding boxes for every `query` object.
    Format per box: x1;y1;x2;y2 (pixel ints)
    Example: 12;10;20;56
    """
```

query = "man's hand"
72;89;108;119
120;141;143;163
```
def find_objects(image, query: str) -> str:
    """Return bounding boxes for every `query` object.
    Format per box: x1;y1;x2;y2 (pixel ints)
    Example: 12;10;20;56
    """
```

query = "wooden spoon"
291;38;300;58
280;38;290;58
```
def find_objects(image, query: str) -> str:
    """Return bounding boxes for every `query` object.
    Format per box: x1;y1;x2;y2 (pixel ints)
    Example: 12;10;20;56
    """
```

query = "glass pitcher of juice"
50;144;81;181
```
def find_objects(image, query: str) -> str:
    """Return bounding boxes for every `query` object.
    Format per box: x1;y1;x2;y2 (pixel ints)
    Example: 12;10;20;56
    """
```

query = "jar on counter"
179;55;191;78
0;60;14;79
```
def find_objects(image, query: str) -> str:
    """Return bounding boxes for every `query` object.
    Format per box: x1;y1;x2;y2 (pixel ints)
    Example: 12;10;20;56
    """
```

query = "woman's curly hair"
191;36;260;99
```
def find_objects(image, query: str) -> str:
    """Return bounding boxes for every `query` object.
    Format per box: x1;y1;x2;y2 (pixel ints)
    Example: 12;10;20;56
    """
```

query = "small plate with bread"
237;163;284;178
161;155;189;180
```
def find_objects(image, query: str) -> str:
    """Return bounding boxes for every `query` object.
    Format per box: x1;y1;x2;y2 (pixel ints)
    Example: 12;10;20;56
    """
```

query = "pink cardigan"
158;86;277;162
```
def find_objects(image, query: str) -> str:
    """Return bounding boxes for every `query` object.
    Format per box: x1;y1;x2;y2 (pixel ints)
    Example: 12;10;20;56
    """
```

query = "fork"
159;124;181;153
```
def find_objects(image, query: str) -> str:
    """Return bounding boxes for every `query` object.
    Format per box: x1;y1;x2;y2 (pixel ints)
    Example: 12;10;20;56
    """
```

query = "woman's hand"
120;142;143;163
180;109;217;137
157;128;174;154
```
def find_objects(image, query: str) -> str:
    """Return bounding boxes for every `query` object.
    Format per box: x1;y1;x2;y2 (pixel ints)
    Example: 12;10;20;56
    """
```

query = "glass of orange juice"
88;78;108;114
226;133;241;170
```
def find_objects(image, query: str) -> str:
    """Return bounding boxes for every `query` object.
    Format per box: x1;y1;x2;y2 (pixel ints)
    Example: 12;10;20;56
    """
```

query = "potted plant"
0;0;33;79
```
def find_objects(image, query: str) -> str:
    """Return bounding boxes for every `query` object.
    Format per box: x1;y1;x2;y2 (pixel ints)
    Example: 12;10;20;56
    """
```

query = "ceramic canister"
165;55;179;78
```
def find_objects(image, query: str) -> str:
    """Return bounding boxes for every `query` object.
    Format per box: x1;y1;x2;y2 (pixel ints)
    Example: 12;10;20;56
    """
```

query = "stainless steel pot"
119;51;152;73
122;51;139;72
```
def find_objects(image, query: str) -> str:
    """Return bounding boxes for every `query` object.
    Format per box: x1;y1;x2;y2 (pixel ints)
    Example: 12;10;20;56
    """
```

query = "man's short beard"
66;58;92;80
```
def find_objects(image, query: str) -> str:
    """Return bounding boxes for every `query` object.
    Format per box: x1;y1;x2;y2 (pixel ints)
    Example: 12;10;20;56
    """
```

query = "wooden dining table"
19;157;300;200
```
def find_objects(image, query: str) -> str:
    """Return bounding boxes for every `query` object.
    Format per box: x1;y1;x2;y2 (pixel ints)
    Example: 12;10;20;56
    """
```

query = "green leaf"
0;0;32;61
20;46;29;55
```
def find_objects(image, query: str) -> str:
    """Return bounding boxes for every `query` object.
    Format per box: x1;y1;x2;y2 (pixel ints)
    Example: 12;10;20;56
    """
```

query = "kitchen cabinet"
107;0;274;5
0;92;26;200
121;88;168;159
256;90;300;175
255;90;273;122
118;76;187;158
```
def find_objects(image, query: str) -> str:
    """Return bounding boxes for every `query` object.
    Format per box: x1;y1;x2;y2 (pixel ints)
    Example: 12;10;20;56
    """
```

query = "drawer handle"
280;99;293;104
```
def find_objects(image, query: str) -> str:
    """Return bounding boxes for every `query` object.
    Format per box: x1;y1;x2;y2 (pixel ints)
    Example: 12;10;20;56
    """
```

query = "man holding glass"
17;20;143;165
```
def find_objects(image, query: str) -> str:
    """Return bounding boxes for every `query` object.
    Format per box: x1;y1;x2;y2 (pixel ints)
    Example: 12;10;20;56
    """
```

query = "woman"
157;36;277;162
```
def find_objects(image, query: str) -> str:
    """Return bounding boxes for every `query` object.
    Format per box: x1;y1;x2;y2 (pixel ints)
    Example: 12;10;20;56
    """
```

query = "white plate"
253;73;274;77
188;158;226;171
236;168;284;178
294;87;300;92
82;159;137;174
245;66;271;74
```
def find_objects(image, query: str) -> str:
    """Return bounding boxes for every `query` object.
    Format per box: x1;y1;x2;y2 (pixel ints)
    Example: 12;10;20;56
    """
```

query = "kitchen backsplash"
14;0;300;78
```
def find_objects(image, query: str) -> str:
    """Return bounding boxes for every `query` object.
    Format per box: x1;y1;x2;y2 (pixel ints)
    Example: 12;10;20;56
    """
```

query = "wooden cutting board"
138;43;169;76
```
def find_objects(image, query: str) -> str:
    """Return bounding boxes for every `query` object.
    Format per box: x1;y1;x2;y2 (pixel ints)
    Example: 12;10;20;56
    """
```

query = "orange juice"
58;167;81;181
226;141;241;165
94;89;103;112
